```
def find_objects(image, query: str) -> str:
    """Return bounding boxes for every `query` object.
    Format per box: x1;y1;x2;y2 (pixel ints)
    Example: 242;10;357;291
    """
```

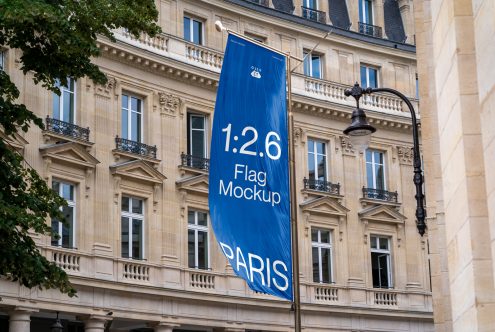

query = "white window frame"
121;93;143;143
188;112;208;158
184;15;204;45
366;149;386;190
311;228;333;283
121;196;145;260
188;209;210;270
303;50;322;79
53;78;76;123
307;139;327;181
52;180;76;248
370;235;393;288
359;0;374;24
361;65;379;89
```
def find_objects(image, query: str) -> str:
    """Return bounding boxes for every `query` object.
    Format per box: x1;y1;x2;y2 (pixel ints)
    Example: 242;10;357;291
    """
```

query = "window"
51;180;75;248
312;228;333;283
188;210;209;269
184;16;203;45
370;236;392;288
187;112;207;159
360;65;378;88
308;139;327;181
303;51;322;79
121;196;144;260
366;149;385;190
121;94;143;142
359;0;373;24
53;78;76;123
303;0;318;9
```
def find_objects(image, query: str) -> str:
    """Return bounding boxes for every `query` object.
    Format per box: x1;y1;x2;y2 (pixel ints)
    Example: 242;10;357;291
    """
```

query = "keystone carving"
340;136;355;155
397;146;413;165
158;92;181;116
95;75;117;97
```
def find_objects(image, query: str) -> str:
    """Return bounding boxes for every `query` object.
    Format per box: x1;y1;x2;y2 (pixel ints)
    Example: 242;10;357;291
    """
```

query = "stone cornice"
96;37;219;90
291;95;415;133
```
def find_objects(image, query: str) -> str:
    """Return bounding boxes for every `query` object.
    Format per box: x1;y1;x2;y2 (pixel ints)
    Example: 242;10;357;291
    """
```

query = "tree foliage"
0;0;160;297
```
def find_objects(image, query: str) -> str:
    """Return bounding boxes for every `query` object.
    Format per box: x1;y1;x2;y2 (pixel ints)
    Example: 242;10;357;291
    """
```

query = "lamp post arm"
366;87;427;236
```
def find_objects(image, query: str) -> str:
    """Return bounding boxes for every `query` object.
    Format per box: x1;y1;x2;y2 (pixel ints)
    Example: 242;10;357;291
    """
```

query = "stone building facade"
414;0;495;331
0;0;433;331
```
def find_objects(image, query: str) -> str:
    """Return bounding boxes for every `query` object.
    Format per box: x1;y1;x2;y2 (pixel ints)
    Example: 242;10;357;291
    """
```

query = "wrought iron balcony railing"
181;153;209;171
301;6;326;24
45;116;90;142
358;22;383;38
362;187;398;203
245;0;269;7
115;136;157;159
303;178;340;195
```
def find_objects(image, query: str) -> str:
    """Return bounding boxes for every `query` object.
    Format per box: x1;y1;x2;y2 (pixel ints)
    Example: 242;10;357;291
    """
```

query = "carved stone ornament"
397;145;414;165
95;75;117;97
340;136;355;155
293;127;303;143
158;92;181;116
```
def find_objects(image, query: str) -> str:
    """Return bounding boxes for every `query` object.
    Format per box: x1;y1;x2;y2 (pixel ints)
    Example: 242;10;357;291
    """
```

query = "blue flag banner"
209;34;292;301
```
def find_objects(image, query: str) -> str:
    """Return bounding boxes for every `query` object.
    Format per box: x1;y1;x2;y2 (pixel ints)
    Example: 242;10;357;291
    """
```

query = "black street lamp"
343;83;427;236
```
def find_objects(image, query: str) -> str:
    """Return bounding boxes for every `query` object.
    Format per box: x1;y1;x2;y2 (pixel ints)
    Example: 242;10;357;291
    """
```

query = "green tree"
0;0;161;297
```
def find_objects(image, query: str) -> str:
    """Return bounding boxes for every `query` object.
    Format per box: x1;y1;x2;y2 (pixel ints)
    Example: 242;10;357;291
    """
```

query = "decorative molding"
39;142;100;170
359;204;406;225
110;159;166;185
97;41;218;90
157;92;181;116
293;126;303;144
94;74;117;98
397;145;414;165
175;174;209;196
300;196;350;218
340;136;355;155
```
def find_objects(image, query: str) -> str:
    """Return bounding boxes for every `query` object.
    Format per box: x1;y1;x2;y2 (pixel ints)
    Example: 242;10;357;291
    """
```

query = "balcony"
362;187;398;203
115;136;157;159
358;21;383;38
181;153;209;171
245;0;269;7
111;30;419;120
301;6;326;24
45;116;90;142
303;178;340;196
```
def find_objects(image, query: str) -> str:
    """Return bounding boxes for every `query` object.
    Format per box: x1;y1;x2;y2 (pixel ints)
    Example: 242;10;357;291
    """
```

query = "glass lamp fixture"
50;312;63;332
343;107;376;151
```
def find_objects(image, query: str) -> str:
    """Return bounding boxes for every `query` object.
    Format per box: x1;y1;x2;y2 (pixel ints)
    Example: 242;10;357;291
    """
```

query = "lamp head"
215;20;226;32
50;312;63;332
343;108;376;152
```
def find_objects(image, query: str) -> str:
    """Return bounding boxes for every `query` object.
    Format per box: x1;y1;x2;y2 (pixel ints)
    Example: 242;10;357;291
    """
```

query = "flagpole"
287;53;302;332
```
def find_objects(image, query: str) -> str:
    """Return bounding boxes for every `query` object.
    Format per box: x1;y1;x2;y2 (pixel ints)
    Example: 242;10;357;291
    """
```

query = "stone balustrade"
44;249;429;312
114;28;168;52
314;285;339;302
185;42;223;70
112;30;419;118
189;271;215;289
373;289;399;306
121;261;150;282
52;250;81;272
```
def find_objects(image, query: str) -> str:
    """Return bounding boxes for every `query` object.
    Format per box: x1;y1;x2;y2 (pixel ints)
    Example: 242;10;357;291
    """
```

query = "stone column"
9;308;38;332
84;315;112;332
